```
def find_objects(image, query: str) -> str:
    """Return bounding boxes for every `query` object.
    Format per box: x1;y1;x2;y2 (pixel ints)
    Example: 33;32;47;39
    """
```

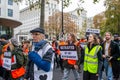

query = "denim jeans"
62;68;80;80
19;77;24;80
98;61;103;80
104;59;113;80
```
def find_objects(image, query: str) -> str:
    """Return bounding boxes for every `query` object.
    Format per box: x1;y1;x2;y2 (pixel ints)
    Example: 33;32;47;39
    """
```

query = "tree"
14;0;51;29
93;12;105;29
14;0;100;30
44;12;78;39
40;0;45;29
104;0;120;34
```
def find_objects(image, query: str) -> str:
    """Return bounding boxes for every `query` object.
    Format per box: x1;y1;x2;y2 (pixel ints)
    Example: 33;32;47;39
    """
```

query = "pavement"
53;66;83;80
53;66;120;80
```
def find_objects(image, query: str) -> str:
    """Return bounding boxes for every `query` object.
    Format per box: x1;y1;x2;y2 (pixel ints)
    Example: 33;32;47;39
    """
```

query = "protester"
97;36;104;80
83;34;103;80
22;40;31;55
52;37;60;68
62;33;80;80
0;36;26;80
113;33;120;49
24;27;54;80
0;34;10;80
102;32;120;80
113;33;120;80
59;38;66;46
58;38;66;72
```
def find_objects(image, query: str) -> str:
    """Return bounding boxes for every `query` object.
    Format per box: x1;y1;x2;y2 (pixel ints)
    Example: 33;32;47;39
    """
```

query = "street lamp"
61;0;64;37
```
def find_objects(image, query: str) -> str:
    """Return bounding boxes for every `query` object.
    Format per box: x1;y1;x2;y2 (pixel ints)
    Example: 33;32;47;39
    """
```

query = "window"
0;25;13;38
8;0;13;5
0;8;1;16
8;9;13;17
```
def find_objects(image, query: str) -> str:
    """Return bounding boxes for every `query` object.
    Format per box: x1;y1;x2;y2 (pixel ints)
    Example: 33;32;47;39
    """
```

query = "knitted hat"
10;38;19;47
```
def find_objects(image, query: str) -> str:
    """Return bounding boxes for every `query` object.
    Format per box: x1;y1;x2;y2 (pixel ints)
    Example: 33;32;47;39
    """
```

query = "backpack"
12;47;28;68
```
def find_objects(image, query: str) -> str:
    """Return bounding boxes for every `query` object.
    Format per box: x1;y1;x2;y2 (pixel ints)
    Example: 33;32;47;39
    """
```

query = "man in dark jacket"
113;33;120;80
113;33;120;49
102;32;120;80
52;37;60;68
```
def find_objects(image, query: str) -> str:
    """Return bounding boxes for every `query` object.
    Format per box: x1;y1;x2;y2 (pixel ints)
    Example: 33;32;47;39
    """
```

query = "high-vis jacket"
2;43;25;79
52;41;61;55
84;45;101;73
0;43;9;66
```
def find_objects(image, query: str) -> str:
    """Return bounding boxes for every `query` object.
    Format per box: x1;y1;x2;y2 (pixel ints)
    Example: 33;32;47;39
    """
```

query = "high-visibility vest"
59;41;66;46
52;41;61;55
0;43;9;66
84;45;101;73
2;43;26;79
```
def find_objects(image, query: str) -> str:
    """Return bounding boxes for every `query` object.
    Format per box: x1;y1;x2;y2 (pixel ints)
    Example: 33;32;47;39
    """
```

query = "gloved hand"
28;51;41;60
28;51;42;67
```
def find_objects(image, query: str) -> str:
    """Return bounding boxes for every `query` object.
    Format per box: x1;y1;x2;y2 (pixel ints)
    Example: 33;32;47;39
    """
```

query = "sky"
19;0;106;17
62;0;106;17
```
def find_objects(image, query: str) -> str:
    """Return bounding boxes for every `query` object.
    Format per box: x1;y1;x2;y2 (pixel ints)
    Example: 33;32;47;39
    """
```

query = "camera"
106;56;110;59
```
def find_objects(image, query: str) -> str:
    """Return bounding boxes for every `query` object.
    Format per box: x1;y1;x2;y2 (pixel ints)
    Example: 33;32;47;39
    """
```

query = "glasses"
31;33;41;36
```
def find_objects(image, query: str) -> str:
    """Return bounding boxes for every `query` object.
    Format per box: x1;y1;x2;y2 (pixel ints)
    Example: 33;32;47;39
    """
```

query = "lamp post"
61;0;64;37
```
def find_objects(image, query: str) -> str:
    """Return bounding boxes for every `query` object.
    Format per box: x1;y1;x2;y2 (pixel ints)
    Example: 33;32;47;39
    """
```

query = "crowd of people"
52;32;120;80
0;27;120;80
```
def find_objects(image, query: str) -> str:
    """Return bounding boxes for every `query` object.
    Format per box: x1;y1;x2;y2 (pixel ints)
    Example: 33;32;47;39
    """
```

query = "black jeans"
54;53;60;68
112;60;120;79
0;66;10;80
83;71;98;80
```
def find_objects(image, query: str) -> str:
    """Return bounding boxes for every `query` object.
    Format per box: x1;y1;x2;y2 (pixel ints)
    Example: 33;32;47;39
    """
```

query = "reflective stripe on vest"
84;45;101;73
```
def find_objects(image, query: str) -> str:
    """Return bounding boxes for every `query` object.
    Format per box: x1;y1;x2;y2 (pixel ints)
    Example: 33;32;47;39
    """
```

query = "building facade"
14;0;59;42
69;8;87;30
69;8;87;38
0;0;21;37
87;17;94;28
